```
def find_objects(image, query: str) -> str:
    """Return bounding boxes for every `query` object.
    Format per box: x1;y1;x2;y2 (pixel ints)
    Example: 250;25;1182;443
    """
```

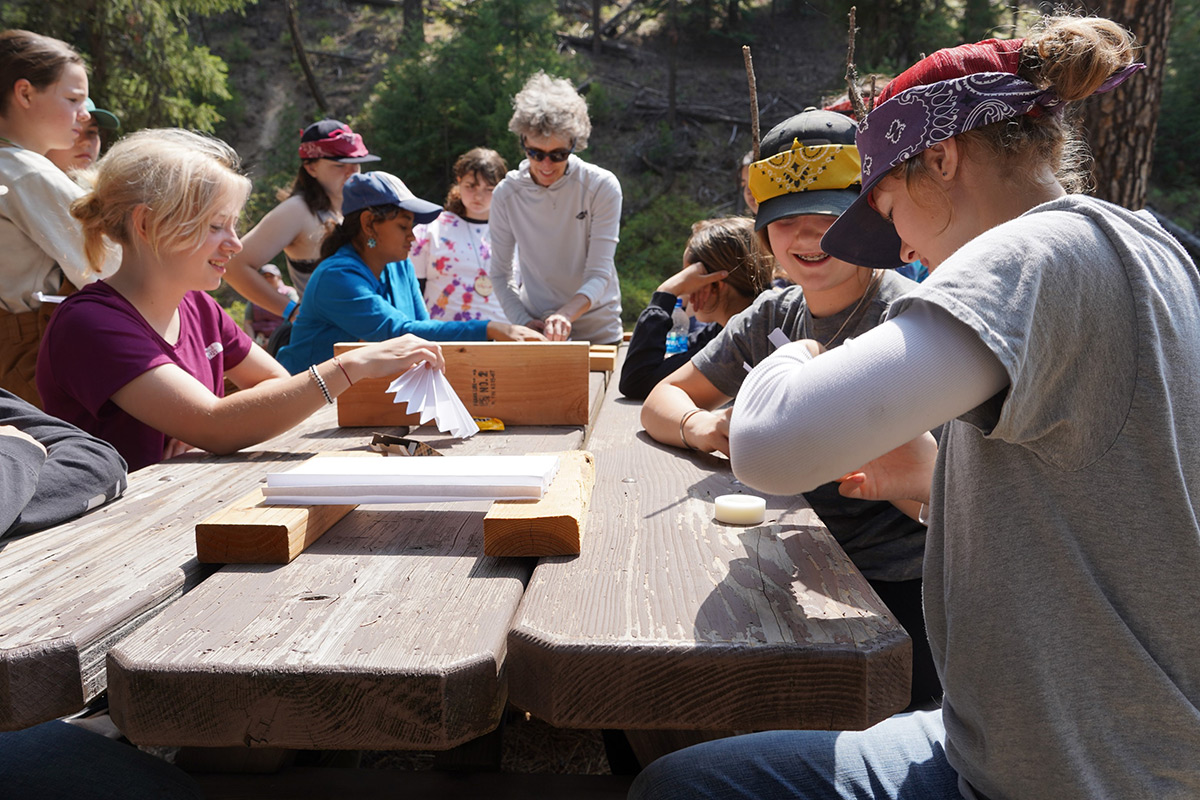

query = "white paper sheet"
262;454;561;506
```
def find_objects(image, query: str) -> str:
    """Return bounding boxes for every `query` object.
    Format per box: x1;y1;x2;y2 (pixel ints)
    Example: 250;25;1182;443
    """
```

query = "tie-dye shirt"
410;211;515;324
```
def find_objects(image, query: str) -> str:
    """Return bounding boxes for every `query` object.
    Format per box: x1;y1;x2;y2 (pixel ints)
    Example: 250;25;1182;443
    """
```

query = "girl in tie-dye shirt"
410;148;516;324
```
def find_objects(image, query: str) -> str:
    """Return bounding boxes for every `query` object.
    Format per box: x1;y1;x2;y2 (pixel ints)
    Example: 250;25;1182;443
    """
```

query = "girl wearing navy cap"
633;14;1200;800
222;119;379;325
276;171;544;375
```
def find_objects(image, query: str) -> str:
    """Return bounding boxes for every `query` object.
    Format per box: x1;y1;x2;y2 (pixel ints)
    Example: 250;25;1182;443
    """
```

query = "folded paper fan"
386;362;480;438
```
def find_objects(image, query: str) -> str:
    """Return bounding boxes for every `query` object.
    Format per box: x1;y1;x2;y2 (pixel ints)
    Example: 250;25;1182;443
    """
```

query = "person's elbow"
728;380;828;496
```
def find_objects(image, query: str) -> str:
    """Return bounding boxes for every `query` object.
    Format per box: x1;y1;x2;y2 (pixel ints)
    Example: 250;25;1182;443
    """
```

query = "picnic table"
106;349;909;762
3;343;911;796
0;368;609;734
508;351;911;760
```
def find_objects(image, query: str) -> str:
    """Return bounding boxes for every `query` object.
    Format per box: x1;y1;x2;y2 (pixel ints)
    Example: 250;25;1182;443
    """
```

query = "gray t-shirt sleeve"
888;205;1137;469
691;287;797;398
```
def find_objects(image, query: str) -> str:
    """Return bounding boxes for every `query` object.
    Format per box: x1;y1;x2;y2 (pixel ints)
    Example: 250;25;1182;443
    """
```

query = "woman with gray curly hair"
488;71;623;343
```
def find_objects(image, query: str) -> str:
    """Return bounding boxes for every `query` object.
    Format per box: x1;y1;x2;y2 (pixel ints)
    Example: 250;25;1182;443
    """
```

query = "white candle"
714;494;766;525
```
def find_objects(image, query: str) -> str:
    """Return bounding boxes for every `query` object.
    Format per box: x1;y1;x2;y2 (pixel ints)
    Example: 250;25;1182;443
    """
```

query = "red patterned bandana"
298;127;371;160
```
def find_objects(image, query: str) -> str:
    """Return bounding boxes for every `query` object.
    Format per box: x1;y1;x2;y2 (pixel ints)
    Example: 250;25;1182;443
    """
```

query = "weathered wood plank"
0;405;382;731
0;363;612;733
196;487;356;564
508;350;911;732
107;425;592;751
484;450;596;557
335;342;591;427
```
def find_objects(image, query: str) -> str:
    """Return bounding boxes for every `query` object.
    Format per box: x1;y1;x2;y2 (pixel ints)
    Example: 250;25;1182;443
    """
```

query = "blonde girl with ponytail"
38;128;443;472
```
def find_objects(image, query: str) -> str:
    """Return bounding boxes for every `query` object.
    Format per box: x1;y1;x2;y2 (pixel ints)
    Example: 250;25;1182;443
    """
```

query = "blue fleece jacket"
276;244;489;374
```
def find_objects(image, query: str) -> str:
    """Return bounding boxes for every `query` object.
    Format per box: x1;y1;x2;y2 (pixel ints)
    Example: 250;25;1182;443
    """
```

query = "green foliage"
958;0;1003;42
358;0;573;201
1153;0;1200;195
615;192;707;326
0;0;252;132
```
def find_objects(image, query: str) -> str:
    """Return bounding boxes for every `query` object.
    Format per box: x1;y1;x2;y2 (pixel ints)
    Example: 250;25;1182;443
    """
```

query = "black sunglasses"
522;137;575;163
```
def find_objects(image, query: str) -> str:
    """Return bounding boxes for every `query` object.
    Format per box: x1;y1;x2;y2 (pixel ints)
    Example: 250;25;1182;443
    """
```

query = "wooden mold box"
335;341;590;428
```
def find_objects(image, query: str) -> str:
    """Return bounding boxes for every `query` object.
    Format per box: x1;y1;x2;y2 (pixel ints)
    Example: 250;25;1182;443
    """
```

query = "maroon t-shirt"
37;281;252;472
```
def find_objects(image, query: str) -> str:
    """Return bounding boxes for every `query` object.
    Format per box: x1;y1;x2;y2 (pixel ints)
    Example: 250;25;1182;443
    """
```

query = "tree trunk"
86;0;109;105
960;0;999;41
593;0;602;52
1081;0;1173;210
284;0;328;112
404;0;424;44
667;0;677;129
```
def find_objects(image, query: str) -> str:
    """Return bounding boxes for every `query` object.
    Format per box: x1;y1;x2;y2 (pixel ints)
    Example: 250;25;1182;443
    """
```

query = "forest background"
1;0;1195;328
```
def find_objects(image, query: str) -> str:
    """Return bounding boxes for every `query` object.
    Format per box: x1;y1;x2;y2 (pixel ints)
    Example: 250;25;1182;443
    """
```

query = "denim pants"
629;710;964;800
0;720;203;800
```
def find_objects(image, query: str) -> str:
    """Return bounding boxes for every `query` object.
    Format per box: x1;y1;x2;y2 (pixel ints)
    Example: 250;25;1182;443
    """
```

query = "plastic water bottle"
666;298;690;354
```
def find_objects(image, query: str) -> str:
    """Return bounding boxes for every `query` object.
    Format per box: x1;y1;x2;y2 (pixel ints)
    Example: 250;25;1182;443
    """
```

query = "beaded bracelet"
308;365;333;405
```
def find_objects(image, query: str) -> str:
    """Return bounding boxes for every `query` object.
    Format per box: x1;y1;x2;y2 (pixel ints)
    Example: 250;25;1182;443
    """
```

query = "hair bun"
1022;16;1135;102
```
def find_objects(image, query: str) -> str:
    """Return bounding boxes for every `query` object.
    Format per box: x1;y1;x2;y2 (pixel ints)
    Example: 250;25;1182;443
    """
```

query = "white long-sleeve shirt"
0;145;118;313
488;155;623;343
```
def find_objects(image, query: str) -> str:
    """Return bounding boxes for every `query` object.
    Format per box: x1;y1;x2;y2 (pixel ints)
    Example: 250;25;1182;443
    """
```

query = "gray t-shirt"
694;271;926;581
890;195;1200;799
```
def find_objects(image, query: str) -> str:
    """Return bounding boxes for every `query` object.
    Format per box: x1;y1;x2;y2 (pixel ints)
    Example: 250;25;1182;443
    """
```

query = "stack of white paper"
386;362;479;439
262;455;561;505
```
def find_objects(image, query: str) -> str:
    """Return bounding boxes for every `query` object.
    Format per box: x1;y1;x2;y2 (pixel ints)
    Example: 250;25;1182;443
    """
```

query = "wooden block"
622;329;633;342
335;342;590;428
589;345;618;372
484;450;595;557
195;488;356;564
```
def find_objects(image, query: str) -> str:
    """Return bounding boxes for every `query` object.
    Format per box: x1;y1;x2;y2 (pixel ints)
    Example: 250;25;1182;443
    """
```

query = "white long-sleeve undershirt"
729;300;1010;496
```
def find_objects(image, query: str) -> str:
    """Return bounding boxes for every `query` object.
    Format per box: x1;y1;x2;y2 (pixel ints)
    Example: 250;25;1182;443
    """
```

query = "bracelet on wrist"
332;355;353;386
679;408;703;451
308;365;333;405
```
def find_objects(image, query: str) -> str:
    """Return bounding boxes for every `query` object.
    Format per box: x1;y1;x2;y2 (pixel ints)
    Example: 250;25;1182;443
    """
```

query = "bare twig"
285;0;328;112
845;7;868;121
743;45;760;160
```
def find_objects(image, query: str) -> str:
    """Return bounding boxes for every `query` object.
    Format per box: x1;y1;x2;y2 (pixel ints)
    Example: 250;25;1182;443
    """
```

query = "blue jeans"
0;720;203;799
629;710;963;800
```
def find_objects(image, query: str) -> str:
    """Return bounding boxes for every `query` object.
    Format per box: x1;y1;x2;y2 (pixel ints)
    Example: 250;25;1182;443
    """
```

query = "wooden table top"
507;351;912;733
106;425;588;750
0;403;385;731
105;372;608;751
0;369;606;734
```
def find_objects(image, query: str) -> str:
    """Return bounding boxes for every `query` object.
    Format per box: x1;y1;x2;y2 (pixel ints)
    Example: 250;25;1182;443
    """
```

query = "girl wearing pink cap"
222;120;379;329
633;14;1200;800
